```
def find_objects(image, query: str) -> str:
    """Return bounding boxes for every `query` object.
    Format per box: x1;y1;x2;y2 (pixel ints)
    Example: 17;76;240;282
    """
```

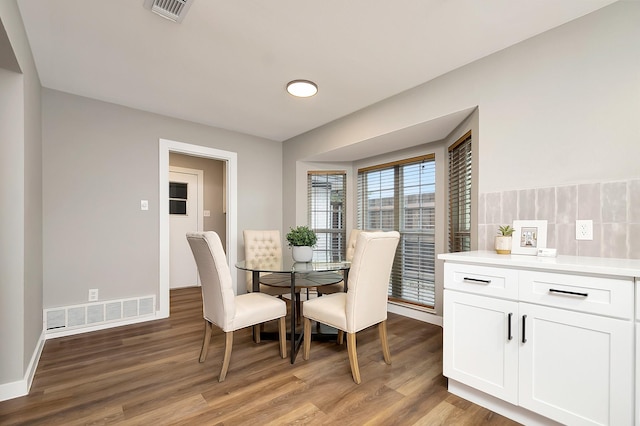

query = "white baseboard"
0;379;27;403
387;302;443;327
448;380;562;426
0;330;45;402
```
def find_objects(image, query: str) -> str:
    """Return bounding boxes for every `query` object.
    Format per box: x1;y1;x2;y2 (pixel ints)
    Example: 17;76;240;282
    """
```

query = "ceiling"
16;0;618;142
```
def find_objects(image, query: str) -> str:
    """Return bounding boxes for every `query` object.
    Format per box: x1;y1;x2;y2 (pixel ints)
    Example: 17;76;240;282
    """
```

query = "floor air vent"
143;0;194;23
45;296;156;334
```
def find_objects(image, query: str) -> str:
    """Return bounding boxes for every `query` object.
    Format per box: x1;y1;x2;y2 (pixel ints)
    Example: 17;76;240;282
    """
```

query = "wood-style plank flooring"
0;288;519;425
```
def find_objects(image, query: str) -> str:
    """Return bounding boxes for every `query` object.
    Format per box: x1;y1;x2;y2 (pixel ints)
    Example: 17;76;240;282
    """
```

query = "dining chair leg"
199;320;213;362
278;317;286;358
337;330;344;345
219;331;233;382
378;320;391;364
303;317;312;360
253;325;261;343
347;332;361;384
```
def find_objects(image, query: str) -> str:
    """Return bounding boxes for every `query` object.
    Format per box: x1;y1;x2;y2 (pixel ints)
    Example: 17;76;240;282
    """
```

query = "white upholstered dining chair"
316;229;362;295
302;231;400;384
243;229;291;297
187;231;286;382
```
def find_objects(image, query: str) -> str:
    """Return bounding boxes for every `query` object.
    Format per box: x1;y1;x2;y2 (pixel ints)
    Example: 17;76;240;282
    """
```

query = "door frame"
159;139;238;318
169;166;204;288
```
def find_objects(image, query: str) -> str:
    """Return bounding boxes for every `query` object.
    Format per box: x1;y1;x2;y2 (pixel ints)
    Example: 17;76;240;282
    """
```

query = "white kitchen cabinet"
443;290;518;404
518;302;633;425
440;251;640;426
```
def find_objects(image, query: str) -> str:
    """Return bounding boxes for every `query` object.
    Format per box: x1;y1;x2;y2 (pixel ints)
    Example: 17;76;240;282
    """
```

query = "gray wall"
42;89;283;308
0;1;43;387
283;2;640;318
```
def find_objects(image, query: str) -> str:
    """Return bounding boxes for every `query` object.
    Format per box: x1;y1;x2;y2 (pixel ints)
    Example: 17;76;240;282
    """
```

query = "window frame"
357;154;436;308
448;130;473;253
307;171;347;262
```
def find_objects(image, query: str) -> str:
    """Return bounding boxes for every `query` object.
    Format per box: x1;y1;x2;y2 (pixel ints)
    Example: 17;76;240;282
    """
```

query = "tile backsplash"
478;179;640;259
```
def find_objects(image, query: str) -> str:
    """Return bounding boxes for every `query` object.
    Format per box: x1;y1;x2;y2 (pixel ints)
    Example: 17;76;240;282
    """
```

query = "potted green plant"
495;225;514;254
286;226;317;262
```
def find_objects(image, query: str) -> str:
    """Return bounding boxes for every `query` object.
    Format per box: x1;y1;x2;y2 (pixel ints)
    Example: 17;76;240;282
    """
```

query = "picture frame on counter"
512;220;547;255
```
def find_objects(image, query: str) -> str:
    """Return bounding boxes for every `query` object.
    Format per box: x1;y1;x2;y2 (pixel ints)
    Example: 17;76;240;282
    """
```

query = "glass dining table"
235;258;350;363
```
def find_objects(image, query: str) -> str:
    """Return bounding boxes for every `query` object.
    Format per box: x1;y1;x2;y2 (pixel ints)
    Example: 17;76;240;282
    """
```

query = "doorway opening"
159;139;238;318
169;166;203;289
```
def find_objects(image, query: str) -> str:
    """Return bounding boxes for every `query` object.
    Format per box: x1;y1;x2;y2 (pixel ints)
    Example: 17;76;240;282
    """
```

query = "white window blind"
308;171;347;262
449;131;472;253
357;155;436;308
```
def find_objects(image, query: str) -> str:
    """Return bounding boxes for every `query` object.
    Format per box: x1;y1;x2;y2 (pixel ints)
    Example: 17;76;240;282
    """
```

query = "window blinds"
448;131;472;253
357;155;436;308
308;171;347;262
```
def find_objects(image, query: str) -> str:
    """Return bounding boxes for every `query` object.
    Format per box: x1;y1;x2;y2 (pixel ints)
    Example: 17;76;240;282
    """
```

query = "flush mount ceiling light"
286;80;318;98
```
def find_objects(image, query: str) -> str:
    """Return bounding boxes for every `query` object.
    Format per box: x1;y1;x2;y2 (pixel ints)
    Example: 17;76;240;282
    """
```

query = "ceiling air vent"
143;0;194;23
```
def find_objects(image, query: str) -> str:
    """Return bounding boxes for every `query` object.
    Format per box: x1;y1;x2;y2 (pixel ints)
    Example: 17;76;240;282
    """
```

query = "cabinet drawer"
444;262;518;299
519;270;633;319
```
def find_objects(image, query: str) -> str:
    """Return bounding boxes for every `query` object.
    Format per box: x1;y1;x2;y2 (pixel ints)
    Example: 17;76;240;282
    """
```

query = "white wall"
282;2;640;319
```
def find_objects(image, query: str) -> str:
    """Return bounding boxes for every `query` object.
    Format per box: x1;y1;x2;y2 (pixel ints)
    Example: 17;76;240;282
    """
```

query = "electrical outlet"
575;220;593;240
88;289;99;302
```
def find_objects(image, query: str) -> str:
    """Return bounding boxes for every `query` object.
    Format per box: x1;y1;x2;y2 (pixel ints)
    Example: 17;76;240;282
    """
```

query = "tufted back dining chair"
302;231;400;384
187;231;286;382
243;230;290;297
345;229;363;261
317;229;362;295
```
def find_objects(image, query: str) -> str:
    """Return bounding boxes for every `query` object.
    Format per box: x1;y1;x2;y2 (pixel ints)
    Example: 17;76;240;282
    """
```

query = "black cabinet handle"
549;288;588;297
463;277;491;284
507;312;513;341
522;315;527;343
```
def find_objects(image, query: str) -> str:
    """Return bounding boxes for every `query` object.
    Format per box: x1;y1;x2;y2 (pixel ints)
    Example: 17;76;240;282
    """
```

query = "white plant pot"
495;236;512;254
292;246;313;262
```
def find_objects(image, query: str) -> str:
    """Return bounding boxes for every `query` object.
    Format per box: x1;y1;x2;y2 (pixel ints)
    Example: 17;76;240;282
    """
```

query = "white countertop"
438;250;640;278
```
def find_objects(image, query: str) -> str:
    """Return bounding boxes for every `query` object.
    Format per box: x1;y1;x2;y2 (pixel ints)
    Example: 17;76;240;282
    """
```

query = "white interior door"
169;167;203;288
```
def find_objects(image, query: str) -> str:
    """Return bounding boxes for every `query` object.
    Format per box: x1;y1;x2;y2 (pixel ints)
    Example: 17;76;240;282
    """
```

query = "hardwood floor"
0;288;519;425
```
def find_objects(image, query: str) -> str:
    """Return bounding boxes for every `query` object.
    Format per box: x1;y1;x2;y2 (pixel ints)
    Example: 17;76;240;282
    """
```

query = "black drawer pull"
507;313;513;341
521;315;527;343
549;288;588;298
463;277;491;284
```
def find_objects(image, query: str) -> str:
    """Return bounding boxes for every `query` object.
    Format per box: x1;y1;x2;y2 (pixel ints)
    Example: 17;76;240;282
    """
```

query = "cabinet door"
519;303;633;426
443;290;519;403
